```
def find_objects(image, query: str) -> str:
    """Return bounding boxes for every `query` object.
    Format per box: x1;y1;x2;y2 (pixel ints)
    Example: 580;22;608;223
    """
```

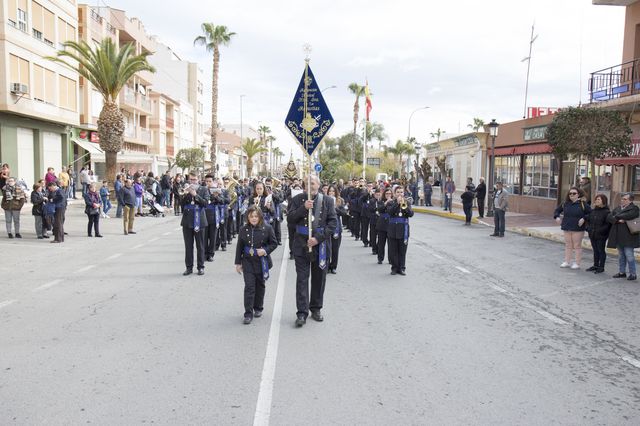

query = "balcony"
120;86;136;110
139;95;151;112
589;59;640;102
166;145;174;157
166;117;174;129
140;128;151;143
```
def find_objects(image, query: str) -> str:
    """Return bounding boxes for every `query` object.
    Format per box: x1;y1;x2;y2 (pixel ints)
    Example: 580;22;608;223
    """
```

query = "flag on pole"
365;81;372;122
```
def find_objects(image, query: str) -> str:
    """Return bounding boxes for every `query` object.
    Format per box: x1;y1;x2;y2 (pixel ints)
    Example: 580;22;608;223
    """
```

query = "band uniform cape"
287;192;338;260
235;223;278;277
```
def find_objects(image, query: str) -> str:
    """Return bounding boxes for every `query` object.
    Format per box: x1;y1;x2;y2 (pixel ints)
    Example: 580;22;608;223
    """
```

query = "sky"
100;0;626;159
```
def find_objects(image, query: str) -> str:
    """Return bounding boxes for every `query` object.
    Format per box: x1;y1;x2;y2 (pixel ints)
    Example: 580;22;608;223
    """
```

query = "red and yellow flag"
365;81;372;122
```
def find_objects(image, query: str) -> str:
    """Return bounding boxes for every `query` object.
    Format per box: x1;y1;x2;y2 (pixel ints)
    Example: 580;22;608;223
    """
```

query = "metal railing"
589;59;640;102
90;9;103;24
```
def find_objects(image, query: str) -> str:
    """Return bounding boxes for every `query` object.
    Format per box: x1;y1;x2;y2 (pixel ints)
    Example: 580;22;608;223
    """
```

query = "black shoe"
95;234;103;238
221;246;226;251
489;233;498;237
183;269;193;276
88;234;92;237
278;242;282;245
128;231;137;234
329;269;336;274
628;274;637;281
295;315;306;327
398;270;406;276
197;269;204;275
586;266;597;272
254;310;263;318
363;243;369;247
43;235;50;239
378;260;383;264
8;233;13;239
38;236;43;239
15;233;22;238
499;234;504;237
243;315;253;325
311;311;324;322
206;256;214;262
613;272;627;278
289;254;294;260
391;270;397;275
594;268;604;274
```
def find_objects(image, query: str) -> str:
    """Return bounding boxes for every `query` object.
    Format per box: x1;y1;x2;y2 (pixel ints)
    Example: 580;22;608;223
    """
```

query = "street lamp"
486;118;499;218
239;94;246;178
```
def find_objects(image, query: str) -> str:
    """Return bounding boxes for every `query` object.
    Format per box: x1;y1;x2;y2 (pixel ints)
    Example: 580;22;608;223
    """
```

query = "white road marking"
174;227;181;231
621;356;640;369
0;300;17;309
163;232;171;236
148;237;159;242
253;250;289;426
33;279;63;292
106;253;122;261
489;284;508;293
455;266;470;274
535;310;568;325
540;280;613;299
75;264;96;274
131;243;145;250
432;253;444;260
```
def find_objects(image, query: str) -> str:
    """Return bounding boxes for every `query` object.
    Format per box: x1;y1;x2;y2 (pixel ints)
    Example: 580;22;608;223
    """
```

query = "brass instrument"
227;177;239;209
400;197;408;210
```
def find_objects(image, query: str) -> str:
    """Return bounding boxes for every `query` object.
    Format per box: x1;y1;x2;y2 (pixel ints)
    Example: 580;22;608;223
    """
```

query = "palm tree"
46;39;155;187
241;138;268;177
348;83;366;172
258;125;271;173
194;23;236;174
383;140;415;176
467;118;485;132
429;128;446;142
272;146;284;171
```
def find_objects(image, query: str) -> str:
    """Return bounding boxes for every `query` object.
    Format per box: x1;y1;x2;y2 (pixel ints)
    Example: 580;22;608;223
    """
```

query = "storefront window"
632;166;640;192
494;155;521;195
522;154;559;199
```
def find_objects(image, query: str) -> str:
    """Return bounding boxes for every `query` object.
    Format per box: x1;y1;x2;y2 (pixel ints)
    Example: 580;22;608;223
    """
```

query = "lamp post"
486;118;499;218
239;94;246;178
408;106;429;175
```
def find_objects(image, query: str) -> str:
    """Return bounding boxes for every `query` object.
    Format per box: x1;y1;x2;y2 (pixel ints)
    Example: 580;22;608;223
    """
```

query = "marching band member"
288;175;337;326
216;178;231;251
328;185;347;274
368;188;382;256
235;205;278;324
376;188;394;265
387;185;414;275
265;178;284;245
203;174;224;262
359;182;374;247
181;173;209;276
249;182;275;224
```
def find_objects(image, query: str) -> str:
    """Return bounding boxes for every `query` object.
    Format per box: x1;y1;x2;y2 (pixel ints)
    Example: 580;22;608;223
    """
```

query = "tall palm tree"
429;128;446;142
194;23;236;175
383;140;415;176
467;118;485;132
46;39;155;187
241;138;268;177
258;125;271;173
348;83;366;173
272;146;284;171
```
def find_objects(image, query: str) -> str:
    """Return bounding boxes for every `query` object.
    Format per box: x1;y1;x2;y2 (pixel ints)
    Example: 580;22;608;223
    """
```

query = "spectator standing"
133;177;144;216
607;192;639;281
121;179;137;235
79;167;90;194
586;194;611;274
423;178;433;207
30;183;48;239
443;176;456;212
68;165;77;199
99;180;112;218
490;181;509;238
47;181;65;243
579;176;592;205
114;174;124;218
2;177;26;238
45;167;57;186
461;185;475;226
554;187;591;269
476;178;487;218
84;183;103;237
58;167;70;197
161;171;172;207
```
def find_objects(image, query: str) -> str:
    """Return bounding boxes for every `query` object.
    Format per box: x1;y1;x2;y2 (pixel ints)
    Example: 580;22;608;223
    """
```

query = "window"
7;0;17;25
9;54;29;92
45;69;55;104
17;3;27;32
522;154;559;199
43;7;54;46
57;18;75;48
632;166;640;192
33;64;44;101
32;2;43;39
493;155;521;195
58;76;77;111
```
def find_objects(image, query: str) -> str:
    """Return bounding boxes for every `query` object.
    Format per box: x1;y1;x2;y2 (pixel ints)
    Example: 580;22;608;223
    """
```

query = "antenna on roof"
521;21;538;119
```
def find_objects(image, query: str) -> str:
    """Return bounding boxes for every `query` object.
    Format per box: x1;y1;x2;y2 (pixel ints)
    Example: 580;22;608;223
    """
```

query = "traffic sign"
285;64;334;156
314;163;323;173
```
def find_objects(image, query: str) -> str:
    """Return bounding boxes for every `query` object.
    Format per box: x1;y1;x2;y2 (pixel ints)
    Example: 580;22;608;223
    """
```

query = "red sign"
79;130;88;140
527;107;560;119
90;132;100;143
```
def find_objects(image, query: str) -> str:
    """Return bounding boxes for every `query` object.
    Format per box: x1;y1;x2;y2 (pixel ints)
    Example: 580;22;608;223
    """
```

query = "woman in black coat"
248;182;276;225
235;205;278;324
606;192;640;280
586;194;611;274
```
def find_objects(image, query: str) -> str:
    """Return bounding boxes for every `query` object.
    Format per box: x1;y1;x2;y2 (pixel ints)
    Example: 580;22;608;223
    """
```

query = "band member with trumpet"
224;177;237;245
216;177;231;251
235;205;278;324
265;178;283;245
288;174;337;327
203;174;224;262
376;187;394;264
249;181;275;223
328;185;347;274
387;185;414;275
181;172;210;276
368;188;383;256
359;182;374;247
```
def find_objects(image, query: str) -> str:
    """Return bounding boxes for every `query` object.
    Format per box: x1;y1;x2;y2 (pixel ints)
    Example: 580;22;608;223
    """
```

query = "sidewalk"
413;204;640;261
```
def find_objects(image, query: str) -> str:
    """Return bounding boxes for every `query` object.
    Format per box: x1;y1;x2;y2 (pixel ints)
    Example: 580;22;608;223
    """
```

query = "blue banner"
285;64;334;156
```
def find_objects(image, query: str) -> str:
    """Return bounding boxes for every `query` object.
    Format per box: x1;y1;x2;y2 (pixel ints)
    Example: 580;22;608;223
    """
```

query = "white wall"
42;131;62;176
17;127;34;185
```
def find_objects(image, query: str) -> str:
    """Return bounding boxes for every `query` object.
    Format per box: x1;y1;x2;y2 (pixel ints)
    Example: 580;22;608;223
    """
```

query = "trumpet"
399;196;408;210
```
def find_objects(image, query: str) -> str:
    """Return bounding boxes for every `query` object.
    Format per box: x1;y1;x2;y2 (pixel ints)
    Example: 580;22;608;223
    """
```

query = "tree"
365;121;387;150
272;146;285;171
547;106;632;179
46;39;155;186
429;128;446;142
241;138;268;177
383;140;415;176
348;83;366;171
467;118;485;132
194;23;236;175
175;148;205;172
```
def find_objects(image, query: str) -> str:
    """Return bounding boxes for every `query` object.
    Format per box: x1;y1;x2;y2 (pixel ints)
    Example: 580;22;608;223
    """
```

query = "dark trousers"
288;223;296;256
226;217;234;241
53;208;65;242
590;237;607;268
494;208;506;236
217;220;227;249
463;204;472;223
377;231;387;262
477;197;485;218
388;237;408;272
361;217;370;244
243;270;265;315
205;224;217;258
330;234;341;270
183;227;205;270
351;213;361;238
87;213;100;236
274;220;282;243
425;192;432;206
370;224;378;253
294;253;327;316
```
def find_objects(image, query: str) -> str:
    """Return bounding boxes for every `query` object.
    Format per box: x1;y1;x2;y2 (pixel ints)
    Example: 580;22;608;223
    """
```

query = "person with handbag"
234;205;278;324
554;187;591;269
83;183;103;237
607;192;640;281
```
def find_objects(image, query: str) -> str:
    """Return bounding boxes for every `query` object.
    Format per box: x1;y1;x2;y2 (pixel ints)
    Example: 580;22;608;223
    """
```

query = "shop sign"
454;135;479;148
527;107;560;118
524;126;547;141
79;130;88;140
90;132;100;143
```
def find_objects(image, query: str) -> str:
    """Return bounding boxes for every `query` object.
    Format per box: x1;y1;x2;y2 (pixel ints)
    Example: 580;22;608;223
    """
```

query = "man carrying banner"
287;174;337;326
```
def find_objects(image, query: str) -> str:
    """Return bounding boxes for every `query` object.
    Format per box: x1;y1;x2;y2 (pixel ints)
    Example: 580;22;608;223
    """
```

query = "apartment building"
0;0;79;185
149;91;177;173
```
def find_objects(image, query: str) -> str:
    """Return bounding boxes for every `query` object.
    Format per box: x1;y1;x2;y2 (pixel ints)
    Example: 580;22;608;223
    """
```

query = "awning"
595;139;640;166
72;137;104;156
492;143;552;156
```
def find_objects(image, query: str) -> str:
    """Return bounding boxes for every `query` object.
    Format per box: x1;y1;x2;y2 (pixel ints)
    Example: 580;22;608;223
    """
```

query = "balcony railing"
166;117;174;129
589;59;640;102
122;86;135;106
139;95;151;111
166;145;174;156
90;8;103;24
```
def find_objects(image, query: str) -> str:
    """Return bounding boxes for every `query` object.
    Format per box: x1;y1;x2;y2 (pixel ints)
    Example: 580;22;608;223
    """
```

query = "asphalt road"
1;206;639;425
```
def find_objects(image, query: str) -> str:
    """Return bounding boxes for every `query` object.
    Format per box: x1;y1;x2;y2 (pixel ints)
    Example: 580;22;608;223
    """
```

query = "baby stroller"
143;191;165;217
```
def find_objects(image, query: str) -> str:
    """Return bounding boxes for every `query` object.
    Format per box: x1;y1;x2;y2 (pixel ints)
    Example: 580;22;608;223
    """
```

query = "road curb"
413;206;479;224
